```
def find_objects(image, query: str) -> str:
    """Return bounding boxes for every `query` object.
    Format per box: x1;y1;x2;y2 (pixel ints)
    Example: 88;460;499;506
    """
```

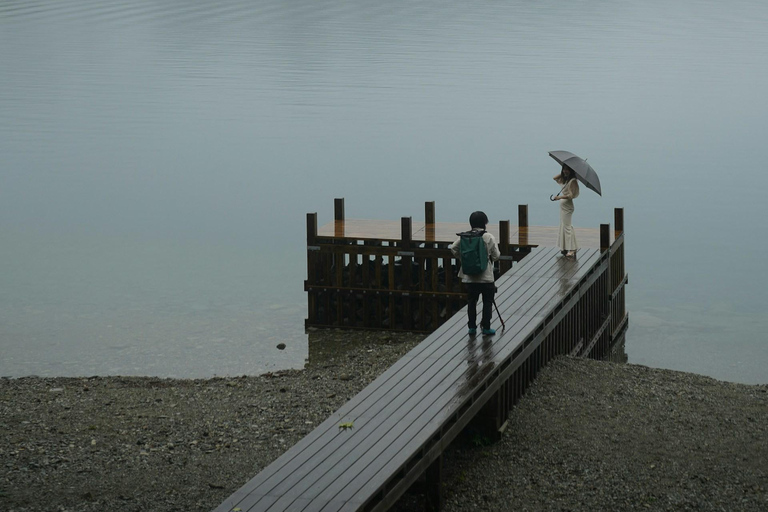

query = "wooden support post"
600;223;610;252
362;254;370;327
476;388;506;442
518;204;528;228
334;198;345;238
335;250;344;325
375;255;383;327
401;217;412;250
425;455;443;512
425;201;435;225
306;213;317;245
424;202;435;328
615;207;624;234
518;204;528;247
499;220;511;274
334;198;345;221
425;201;436;243
306;213;318;327
402;217;413;329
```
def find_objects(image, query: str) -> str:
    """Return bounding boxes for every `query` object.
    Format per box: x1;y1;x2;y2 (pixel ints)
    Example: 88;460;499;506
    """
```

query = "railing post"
499;220;511;274
306;213;318;327
425;201;435;225
334;198;345;238
518;204;528;229
518;204;529;251
425;201;436;243
614;207;624;235
401;216;413;329
334;198;345;221
307;212;317;246
600;223;610;252
401;217;412;250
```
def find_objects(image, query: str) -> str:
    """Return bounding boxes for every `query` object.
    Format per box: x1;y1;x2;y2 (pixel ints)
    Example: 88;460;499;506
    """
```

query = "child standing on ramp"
450;211;501;336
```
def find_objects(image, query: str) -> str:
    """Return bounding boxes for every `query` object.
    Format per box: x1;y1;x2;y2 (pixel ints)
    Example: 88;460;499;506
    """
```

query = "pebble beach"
2;330;767;512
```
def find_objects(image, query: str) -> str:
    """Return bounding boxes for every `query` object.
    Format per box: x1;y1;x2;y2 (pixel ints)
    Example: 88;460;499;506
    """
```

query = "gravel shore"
2;331;767;512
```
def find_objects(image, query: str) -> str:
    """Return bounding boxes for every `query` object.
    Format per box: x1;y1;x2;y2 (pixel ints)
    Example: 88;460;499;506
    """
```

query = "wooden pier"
305;199;619;332
215;200;627;512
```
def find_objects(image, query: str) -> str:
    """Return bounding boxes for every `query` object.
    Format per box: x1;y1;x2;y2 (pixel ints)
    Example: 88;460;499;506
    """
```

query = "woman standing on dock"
553;166;580;257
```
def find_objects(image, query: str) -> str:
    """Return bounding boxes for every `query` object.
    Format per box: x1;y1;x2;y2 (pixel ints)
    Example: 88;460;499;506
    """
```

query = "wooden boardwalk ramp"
215;243;628;512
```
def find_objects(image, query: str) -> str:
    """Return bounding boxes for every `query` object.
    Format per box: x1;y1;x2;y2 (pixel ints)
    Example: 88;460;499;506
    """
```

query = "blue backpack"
457;230;488;275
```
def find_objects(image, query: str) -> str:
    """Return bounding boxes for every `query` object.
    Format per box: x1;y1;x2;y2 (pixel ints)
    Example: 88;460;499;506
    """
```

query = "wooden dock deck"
304;200;623;332
215;209;628;511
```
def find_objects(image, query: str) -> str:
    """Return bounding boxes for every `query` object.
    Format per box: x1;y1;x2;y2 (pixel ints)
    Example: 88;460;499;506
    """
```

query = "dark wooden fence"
305;199;530;332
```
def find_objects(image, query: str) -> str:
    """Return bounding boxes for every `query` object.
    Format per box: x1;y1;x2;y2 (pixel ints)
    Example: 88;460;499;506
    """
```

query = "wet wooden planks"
316;219;615;248
215;247;604;512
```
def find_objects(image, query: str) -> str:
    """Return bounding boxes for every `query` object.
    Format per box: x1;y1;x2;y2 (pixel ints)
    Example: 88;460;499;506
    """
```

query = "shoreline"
2;331;767;511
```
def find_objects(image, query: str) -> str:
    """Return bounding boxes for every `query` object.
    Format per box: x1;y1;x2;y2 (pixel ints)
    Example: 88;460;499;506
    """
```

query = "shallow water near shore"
2;0;767;382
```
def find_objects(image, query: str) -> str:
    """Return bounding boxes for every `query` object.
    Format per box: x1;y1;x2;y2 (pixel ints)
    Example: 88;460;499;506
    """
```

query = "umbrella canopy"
548;150;602;196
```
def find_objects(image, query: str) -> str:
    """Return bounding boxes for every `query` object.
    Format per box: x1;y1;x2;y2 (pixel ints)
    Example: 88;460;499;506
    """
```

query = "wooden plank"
405;247;559;360
254;308;481;472
229;309;482;505
307;362;494;503
342;282;588;506
215;493;277;512
232;262;558;506
220;245;617;512
319;357;510;505
305;252;597;505
499;252;601;325
264;358;469;507
268;346;488;506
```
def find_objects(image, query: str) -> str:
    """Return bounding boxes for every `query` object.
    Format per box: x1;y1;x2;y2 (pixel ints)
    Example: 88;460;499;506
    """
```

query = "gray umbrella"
548;150;602;196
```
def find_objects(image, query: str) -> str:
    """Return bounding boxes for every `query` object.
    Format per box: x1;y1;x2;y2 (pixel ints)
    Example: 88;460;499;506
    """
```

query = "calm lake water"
2;0;767;383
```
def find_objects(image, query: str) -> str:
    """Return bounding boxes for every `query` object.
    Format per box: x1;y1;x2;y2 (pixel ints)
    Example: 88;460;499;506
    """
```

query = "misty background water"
1;0;767;383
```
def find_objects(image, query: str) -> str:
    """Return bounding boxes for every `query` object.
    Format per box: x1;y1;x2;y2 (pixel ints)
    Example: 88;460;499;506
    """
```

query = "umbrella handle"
550;184;567;201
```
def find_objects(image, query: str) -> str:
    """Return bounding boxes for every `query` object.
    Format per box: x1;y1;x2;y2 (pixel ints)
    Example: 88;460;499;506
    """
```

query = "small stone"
276;343;286;350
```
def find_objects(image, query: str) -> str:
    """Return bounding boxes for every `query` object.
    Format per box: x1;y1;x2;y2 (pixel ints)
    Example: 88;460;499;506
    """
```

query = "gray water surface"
2;0;767;382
